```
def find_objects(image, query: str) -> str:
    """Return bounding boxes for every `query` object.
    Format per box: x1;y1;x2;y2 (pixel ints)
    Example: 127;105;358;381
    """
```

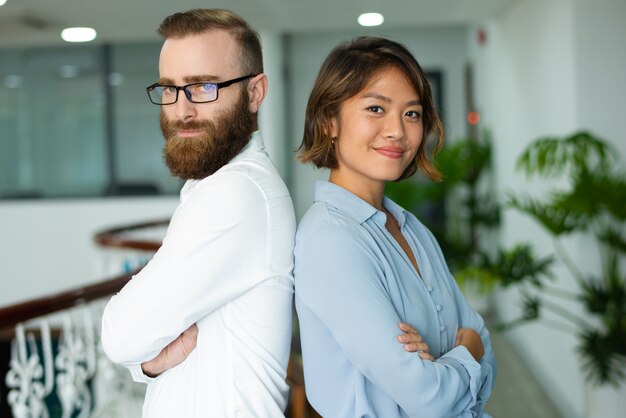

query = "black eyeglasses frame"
146;74;256;105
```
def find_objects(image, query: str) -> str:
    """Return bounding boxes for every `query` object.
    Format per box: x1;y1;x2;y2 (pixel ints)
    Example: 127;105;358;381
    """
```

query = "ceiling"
0;0;519;48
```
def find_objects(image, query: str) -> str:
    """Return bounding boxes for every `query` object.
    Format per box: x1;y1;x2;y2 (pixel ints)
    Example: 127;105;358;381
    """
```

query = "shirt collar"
180;131;264;200
383;194;407;228
230;131;264;164
314;181;408;227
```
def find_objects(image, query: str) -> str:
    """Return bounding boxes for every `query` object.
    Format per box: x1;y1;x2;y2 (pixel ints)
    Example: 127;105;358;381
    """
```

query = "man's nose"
174;91;198;122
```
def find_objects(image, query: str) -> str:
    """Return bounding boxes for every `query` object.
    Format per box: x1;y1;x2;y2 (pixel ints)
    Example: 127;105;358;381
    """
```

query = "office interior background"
1;0;625;417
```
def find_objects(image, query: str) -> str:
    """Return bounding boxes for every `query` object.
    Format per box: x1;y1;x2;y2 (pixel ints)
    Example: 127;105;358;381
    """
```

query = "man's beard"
160;90;256;180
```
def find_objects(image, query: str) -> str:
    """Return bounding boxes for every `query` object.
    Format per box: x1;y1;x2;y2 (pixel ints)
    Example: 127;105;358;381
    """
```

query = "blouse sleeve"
423;226;497;415
295;222;483;418
449;272;497;415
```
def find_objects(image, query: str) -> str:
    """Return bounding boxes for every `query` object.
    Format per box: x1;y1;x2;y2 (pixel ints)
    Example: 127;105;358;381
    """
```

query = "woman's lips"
374;146;405;159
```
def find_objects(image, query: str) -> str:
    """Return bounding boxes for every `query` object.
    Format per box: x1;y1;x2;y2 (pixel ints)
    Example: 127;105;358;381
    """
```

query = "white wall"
286;27;470;218
0;197;178;307
470;1;626;417
574;0;626;158
258;32;289;178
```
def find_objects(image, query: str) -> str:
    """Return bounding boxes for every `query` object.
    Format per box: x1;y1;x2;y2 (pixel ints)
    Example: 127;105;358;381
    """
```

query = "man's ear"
247;73;268;114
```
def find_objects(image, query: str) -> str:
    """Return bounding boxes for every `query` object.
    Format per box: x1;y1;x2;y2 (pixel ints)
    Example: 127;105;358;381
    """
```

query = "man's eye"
163;86;177;94
201;83;215;92
191;83;215;94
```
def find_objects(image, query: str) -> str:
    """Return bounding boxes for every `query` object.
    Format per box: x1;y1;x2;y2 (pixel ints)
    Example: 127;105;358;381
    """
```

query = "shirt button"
436;304;442;311
427;286;433;292
440;325;446;332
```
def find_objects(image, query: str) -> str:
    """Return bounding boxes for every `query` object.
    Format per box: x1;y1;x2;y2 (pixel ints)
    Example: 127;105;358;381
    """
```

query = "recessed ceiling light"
61;27;97;43
358;12;384;27
0;0;7;6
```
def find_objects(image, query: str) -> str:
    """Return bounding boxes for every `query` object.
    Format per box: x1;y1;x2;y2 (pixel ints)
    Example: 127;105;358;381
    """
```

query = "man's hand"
455;327;484;362
397;322;434;361
141;324;199;378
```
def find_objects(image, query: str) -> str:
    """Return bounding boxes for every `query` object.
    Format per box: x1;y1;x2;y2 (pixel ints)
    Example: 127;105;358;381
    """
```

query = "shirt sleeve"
101;172;268;371
423;227;497;416
295;222;483;418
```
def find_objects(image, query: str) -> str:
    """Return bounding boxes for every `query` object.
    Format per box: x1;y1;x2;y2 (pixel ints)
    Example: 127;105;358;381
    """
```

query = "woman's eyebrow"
361;92;421;106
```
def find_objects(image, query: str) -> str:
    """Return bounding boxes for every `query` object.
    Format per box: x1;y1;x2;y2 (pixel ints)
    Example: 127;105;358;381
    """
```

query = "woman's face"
330;66;423;189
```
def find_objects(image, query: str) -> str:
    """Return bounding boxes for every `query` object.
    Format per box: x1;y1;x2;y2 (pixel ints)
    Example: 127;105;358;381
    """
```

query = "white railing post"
4;221;168;418
6;322;53;418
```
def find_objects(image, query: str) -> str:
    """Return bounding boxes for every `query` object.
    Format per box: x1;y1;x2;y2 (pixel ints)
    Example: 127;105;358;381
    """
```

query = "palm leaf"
516;131;616;178
465;194;501;228
579;329;626;386
434;138;492;186
599;229;626;254
593;172;626;221
508;195;588;235
476;244;554;288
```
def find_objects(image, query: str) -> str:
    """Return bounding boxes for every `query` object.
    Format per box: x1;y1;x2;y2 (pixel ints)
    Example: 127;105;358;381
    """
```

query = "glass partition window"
0;42;182;199
111;43;182;195
0;47;107;198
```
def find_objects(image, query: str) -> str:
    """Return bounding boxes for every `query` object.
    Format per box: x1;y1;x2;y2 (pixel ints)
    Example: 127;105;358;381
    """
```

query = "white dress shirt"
101;133;296;418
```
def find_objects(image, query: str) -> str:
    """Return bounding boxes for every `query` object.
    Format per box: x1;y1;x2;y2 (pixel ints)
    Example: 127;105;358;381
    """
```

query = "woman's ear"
328;115;338;139
247;73;268;114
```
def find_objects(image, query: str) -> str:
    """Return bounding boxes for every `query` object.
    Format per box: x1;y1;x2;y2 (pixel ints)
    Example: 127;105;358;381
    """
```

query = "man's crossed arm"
141;324;199;377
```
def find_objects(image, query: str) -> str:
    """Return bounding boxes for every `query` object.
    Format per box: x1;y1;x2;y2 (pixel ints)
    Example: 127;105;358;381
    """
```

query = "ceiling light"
358;12;384;27
61;27;97;43
0;0;7;6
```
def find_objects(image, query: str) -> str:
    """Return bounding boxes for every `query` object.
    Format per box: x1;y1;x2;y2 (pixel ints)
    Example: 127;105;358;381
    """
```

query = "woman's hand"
397;322;434;361
455;328;484;362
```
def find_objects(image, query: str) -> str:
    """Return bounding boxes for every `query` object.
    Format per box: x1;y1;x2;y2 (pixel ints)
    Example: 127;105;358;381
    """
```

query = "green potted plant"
503;131;626;387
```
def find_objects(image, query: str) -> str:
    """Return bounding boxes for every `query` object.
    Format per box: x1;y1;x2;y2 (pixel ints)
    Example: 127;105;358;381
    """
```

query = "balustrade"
0;220;166;418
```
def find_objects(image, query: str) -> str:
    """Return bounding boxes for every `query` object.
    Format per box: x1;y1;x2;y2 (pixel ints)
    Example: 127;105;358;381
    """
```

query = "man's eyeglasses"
146;74;255;105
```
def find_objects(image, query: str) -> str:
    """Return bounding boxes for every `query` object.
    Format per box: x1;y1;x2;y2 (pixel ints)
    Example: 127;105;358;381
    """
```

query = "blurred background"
0;0;624;417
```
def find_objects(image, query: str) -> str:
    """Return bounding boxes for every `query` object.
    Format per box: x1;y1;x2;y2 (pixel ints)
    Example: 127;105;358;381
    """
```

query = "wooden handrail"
93;219;169;251
0;219;170;330
0;269;139;330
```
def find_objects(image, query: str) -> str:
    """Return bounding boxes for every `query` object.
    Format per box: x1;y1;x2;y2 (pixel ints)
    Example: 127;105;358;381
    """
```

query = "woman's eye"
367;106;384;113
406;110;422;119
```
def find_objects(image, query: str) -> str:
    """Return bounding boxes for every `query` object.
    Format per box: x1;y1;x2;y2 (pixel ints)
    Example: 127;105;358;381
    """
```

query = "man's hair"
157;9;263;75
298;36;444;181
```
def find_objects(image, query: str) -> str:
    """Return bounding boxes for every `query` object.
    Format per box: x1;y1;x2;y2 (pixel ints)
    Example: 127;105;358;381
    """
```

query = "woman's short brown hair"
298;36;444;181
157;9;263;75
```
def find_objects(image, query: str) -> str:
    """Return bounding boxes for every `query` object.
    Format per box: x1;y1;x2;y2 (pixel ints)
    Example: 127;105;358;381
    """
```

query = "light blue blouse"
294;181;496;418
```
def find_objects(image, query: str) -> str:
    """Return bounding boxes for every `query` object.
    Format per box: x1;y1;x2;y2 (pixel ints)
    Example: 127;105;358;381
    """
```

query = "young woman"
294;37;496;418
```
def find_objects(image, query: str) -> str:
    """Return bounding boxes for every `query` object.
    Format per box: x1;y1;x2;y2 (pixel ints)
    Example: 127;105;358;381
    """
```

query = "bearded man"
101;9;296;418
